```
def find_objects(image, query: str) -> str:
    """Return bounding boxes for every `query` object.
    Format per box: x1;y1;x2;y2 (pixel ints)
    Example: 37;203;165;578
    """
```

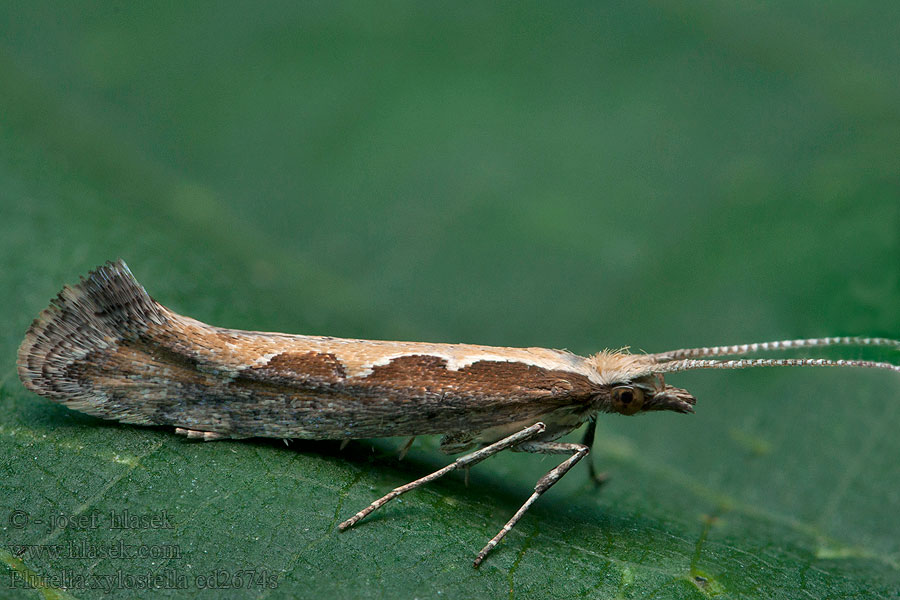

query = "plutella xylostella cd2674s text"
16;261;900;566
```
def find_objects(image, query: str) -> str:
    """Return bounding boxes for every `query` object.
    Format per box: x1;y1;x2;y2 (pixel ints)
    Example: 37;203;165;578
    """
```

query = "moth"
17;260;900;566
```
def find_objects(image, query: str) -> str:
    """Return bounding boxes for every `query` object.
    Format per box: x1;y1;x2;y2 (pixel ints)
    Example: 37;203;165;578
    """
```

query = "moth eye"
612;386;645;414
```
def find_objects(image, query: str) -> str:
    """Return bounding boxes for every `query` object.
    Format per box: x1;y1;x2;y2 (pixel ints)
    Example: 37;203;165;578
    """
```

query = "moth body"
16;261;693;451
16;261;899;566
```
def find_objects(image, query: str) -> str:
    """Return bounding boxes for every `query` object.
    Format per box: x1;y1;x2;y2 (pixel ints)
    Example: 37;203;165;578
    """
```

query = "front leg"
580;419;608;485
474;441;589;567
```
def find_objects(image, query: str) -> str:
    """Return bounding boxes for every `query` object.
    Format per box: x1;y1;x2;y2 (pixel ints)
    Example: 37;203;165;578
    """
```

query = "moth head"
590;336;899;417
603;375;695;416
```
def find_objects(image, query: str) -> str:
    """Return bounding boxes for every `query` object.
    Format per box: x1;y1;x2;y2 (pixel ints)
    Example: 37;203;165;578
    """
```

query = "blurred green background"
1;2;898;599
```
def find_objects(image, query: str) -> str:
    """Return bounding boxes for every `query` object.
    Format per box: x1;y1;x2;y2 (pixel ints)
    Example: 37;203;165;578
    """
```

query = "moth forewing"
16;260;900;566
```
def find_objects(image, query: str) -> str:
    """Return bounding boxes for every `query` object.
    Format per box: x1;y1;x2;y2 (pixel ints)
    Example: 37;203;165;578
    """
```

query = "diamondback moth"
17;260;900;566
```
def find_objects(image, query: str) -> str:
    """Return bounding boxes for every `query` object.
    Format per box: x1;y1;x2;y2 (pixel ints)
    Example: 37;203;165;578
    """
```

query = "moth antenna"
649;336;900;361
653;357;900;375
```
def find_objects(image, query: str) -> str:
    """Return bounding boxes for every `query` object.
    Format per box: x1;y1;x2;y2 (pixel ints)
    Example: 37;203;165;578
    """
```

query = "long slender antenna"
653;357;900;375
650;337;900;362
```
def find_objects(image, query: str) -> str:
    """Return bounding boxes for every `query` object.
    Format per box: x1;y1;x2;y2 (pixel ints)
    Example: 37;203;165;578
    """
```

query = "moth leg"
397;436;416;460
580;419;608;485
338;422;546;531
174;428;227;442
474;441;589;568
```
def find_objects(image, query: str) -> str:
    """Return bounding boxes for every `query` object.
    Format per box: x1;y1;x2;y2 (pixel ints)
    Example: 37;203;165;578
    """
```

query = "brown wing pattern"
18;261;601;439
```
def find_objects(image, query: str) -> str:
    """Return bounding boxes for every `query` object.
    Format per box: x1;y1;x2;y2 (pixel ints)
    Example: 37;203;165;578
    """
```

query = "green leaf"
1;3;898;599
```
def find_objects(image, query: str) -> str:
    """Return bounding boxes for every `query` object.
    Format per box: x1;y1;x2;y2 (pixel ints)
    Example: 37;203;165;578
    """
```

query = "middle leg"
473;440;589;567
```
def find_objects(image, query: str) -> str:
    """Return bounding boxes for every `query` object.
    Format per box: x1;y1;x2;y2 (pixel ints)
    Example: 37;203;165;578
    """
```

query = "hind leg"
175;428;229;441
339;423;547;531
